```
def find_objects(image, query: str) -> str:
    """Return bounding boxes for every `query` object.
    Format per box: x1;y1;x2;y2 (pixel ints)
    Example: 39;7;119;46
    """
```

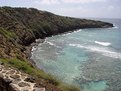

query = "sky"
0;0;121;18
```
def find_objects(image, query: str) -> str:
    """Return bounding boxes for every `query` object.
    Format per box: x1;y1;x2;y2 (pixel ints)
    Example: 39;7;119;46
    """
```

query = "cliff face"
0;6;113;91
0;7;113;46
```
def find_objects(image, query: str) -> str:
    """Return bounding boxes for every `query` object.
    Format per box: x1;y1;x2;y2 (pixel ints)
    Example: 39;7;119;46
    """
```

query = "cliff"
0;6;113;46
0;6;113;91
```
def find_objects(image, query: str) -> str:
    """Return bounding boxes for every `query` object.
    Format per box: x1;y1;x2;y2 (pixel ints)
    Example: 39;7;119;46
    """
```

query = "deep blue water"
31;19;121;91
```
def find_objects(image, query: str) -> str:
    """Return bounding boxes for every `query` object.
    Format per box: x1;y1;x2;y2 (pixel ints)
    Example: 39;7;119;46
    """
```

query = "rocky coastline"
0;6;113;91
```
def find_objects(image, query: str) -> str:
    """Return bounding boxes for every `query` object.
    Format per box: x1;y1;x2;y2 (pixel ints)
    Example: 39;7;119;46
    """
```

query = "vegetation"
0;28;16;41
0;6;113;46
59;84;80;91
0;58;80;91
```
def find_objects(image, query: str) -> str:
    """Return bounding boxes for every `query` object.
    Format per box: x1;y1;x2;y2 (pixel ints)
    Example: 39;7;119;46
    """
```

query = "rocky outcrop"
0;63;45;91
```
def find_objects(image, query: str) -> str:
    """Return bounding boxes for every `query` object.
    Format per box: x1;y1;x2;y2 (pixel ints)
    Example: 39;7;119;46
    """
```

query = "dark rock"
0;61;4;65
4;78;12;84
25;76;35;83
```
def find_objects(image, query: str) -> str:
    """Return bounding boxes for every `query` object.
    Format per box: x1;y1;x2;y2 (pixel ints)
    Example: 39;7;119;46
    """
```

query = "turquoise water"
31;19;121;91
82;81;107;91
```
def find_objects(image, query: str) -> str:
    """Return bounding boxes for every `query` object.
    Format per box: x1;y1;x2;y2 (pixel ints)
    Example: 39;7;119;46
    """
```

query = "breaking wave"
95;41;111;46
69;44;121;59
62;29;82;36
46;41;55;46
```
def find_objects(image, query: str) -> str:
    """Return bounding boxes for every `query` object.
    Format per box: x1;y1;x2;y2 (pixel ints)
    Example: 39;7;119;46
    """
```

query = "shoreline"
28;25;116;69
29;25;119;91
28;29;82;69
25;38;45;68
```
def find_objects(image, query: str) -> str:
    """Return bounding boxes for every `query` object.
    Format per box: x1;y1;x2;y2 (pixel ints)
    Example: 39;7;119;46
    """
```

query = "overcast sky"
0;0;121;18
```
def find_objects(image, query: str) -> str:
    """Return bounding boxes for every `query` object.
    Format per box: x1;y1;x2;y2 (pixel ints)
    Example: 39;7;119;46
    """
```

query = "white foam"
43;39;56;46
62;29;82;36
62;32;72;36
45;40;61;48
112;25;118;29
69;44;84;48
31;46;37;52
46;41;55;46
73;29;82;33
69;44;121;59
31;46;37;55
108;25;118;30
95;41;111;46
113;26;118;29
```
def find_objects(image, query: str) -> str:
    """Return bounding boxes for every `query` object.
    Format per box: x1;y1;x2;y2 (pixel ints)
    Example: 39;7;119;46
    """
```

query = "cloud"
57;7;94;18
108;5;114;11
35;0;107;5
35;0;60;5
60;7;90;14
62;0;107;4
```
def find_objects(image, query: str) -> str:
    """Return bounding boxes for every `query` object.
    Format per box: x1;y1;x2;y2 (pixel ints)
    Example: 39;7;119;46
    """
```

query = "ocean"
31;18;121;91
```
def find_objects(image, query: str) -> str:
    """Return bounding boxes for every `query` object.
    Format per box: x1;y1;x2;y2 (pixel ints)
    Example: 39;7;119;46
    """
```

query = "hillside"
0;6;113;91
